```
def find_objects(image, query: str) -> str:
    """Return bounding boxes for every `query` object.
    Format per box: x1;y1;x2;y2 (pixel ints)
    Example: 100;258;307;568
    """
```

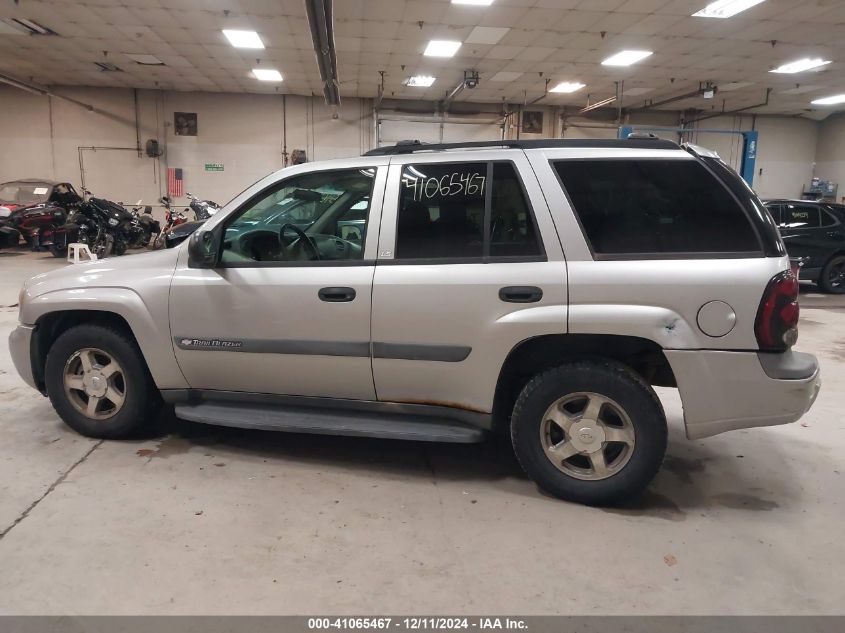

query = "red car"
0;179;82;249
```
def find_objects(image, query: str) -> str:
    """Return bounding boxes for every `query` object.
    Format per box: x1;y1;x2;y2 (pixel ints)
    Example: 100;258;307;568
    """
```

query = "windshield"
0;181;52;205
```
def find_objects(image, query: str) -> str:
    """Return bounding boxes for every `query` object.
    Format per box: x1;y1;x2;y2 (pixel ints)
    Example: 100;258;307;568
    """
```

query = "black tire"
510;360;667;506
819;255;845;294
45;324;161;439
49;241;67;258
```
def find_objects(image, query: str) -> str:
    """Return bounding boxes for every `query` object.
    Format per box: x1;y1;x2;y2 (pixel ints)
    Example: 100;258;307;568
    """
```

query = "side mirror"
187;229;219;268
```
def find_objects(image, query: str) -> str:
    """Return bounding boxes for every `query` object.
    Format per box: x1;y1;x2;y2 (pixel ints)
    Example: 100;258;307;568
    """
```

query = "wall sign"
204;163;224;172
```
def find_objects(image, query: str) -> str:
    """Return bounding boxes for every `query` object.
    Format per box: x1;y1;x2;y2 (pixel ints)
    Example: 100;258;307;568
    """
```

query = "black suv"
764;199;845;293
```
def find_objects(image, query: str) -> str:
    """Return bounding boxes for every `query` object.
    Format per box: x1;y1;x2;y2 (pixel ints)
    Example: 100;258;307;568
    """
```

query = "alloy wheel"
63;348;127;420
540;392;636;481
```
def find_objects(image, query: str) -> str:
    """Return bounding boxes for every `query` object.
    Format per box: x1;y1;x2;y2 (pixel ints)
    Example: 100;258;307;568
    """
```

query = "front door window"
221;168;376;264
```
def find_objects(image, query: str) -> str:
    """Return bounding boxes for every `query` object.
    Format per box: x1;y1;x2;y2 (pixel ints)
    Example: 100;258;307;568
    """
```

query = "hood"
23;247;181;302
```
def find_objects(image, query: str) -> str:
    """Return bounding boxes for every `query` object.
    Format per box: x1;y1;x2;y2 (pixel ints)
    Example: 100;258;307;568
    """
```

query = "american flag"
167;167;183;197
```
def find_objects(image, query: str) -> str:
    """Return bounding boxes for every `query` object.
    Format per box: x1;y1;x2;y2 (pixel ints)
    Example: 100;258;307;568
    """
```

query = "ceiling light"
405;75;436;87
223;29;264;49
601;50;653;67
125;53;165;66
693;0;766;18
550;81;585;93
0;18;57;35
452;0;494;4
465;26;509;44
490;71;522;82
770;58;832;74
811;94;845;106
424;40;461;57
252;68;282;81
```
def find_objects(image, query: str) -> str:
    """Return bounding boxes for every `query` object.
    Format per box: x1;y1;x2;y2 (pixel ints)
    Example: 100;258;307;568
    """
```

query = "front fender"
22;287;188;389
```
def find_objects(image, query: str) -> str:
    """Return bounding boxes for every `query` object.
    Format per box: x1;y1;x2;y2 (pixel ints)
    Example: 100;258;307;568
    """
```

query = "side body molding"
21;287;189;390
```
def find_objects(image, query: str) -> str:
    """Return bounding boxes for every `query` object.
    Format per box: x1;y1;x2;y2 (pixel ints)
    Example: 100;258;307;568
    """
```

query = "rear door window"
781;203;820;229
552;159;761;256
395;161;543;261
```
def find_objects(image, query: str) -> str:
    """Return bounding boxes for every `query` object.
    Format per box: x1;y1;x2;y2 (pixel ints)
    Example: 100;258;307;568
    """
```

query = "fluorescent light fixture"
770;58;832;74
452;0;494;4
405;75;436;87
550;81;585;93
223;29;264;49
424;40;461;57
252;68;282;81
491;71;522;82
601;50;653;67
465;26;509;44
0;18;57;35
693;0;766;18
811;94;845;105
125;53;165;66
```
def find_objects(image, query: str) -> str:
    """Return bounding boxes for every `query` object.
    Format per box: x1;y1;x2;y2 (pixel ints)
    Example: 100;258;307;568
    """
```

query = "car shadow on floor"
137;409;801;516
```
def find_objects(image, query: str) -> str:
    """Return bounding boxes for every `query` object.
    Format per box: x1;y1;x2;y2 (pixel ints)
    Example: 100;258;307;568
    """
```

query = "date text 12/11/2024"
404;171;487;202
307;617;528;630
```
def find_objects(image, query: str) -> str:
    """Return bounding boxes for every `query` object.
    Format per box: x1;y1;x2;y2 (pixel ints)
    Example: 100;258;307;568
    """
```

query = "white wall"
0;86;374;220
816;113;845;203
2;85;843;213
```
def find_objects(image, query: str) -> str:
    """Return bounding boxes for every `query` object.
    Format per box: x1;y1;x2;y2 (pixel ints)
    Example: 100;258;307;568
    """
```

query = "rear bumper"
8;324;38;390
666;349;821;440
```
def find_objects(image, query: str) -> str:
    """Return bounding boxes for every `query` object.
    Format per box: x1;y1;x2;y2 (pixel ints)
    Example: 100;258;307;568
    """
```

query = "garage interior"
1;0;844;617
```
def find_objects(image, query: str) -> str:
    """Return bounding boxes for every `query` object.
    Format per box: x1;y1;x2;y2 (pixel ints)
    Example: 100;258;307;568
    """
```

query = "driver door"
169;164;386;400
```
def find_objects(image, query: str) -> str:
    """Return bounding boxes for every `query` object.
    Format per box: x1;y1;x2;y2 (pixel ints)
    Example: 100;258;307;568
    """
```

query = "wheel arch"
492;333;675;435
25;288;188;393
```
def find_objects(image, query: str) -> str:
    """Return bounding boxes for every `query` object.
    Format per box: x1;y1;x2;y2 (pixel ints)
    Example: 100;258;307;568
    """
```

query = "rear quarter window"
553;159;762;257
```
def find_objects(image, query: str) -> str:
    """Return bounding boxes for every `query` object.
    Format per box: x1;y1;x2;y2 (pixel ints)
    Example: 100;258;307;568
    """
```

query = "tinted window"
553;159;760;255
765;203;782;226
396;161;541;260
820;208;838;227
490;162;541;257
781;203;820;229
221;168;375;265
396;162;486;259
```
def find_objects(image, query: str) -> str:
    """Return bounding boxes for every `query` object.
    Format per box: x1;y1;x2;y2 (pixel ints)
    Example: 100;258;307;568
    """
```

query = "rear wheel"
49;241;67;258
819;255;845;294
45;324;161;439
510;360;667;506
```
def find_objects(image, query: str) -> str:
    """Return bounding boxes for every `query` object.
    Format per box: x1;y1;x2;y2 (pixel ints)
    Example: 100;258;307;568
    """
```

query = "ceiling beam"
304;0;340;108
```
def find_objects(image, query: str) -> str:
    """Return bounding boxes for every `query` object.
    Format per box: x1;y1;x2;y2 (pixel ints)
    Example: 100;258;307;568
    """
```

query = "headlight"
108;218;119;226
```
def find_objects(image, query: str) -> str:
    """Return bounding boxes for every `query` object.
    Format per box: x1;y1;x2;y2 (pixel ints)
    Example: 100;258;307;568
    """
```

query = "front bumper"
666;349;821;440
9;324;38;390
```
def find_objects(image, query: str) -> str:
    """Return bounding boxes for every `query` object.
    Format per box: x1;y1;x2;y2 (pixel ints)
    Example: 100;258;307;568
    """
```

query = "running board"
174;401;486;443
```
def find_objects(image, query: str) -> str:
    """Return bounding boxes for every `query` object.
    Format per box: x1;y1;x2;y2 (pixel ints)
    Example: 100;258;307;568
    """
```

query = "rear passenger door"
778;203;827;268
370;151;568;415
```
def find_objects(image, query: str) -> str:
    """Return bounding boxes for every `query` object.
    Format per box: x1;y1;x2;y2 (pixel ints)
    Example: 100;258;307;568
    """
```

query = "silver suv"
8;139;821;505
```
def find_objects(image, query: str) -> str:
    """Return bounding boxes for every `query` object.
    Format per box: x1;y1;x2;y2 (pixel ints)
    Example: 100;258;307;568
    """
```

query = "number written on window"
404;171;486;202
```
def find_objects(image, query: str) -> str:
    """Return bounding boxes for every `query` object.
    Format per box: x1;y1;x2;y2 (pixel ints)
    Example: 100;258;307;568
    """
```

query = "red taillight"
755;270;799;351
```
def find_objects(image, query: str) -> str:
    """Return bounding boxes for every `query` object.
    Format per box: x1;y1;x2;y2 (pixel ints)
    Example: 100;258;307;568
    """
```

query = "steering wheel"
279;223;320;261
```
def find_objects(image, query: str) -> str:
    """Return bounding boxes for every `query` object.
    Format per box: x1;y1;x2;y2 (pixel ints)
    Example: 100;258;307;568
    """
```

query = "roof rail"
363;137;679;156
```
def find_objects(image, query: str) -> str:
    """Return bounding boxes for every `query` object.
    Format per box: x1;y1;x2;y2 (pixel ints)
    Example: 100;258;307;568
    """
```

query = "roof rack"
364;136;679;156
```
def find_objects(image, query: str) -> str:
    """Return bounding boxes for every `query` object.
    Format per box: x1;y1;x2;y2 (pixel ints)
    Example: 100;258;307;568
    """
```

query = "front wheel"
510;360;667;506
45;324;161;439
819;255;845;294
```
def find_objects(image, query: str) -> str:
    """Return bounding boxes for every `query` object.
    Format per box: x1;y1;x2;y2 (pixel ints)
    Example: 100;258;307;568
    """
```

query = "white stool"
67;243;97;264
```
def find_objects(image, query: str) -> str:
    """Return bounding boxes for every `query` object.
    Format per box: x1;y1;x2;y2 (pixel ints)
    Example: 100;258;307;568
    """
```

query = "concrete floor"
0;248;843;615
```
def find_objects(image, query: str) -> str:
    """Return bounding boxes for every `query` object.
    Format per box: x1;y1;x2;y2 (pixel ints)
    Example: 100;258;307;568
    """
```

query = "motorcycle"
186;192;220;221
50;190;138;258
152;196;189;249
125;200;161;248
